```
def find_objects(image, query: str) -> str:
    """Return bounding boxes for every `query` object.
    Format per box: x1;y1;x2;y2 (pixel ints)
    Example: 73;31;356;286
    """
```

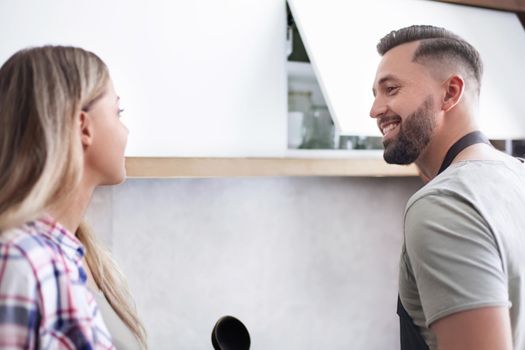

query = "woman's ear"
442;75;464;112
80;110;93;149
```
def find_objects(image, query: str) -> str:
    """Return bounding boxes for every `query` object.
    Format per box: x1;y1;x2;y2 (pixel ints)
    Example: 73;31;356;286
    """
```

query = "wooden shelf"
433;0;525;12
125;156;419;178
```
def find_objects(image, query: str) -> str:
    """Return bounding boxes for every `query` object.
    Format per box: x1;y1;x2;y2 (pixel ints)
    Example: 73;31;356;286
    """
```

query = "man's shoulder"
407;159;522;211
405;179;463;216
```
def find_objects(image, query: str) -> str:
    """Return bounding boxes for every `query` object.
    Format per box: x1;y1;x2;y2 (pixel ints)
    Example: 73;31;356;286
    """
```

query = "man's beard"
383;96;436;165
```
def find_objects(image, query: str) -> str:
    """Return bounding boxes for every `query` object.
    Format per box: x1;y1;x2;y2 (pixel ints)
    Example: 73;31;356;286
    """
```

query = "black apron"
397;131;490;350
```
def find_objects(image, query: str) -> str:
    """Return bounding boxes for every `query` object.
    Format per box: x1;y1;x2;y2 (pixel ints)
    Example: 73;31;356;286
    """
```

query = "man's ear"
442;75;464;112
80;110;93;149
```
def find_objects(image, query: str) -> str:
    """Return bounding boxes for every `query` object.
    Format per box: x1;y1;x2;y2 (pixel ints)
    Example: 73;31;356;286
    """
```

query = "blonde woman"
0;46;147;349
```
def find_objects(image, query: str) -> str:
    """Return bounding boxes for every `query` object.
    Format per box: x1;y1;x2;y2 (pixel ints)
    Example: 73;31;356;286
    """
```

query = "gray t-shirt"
399;158;525;349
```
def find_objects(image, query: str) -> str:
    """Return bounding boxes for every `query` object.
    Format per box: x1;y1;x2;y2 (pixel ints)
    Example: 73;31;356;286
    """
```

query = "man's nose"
369;97;387;119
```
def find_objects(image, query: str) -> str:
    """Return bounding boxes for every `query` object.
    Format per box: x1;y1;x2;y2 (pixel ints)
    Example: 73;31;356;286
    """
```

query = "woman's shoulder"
0;220;65;282
1;220;55;257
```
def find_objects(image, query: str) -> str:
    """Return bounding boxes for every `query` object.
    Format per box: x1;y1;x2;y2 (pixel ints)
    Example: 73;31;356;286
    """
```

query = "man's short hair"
377;25;483;94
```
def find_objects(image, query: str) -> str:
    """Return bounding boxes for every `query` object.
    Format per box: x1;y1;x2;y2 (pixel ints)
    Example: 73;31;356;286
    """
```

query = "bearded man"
370;25;525;350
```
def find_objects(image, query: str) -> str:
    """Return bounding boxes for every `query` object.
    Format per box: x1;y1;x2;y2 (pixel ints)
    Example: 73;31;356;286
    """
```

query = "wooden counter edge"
125;157;419;178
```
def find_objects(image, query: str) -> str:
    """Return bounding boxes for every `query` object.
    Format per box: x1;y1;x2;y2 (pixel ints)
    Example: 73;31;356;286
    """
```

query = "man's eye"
386;86;399;95
118;108;125;118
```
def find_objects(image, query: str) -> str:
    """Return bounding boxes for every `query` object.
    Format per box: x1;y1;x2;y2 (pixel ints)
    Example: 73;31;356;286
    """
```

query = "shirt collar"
32;216;85;264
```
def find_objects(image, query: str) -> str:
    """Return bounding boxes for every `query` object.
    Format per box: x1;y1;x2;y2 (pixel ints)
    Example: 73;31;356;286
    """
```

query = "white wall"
87;177;421;349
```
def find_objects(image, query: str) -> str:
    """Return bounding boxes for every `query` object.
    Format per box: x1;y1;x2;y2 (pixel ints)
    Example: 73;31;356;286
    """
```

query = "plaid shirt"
0;217;115;349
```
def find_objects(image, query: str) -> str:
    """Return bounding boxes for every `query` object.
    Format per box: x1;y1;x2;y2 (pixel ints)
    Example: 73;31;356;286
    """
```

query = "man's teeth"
383;123;399;135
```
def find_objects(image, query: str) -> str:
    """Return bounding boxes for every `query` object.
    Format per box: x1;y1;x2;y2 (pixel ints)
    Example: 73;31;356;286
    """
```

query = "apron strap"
397;296;430;350
437;131;490;175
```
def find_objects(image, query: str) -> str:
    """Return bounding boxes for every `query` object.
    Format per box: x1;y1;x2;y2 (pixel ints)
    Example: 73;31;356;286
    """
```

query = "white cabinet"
1;0;524;159
288;0;525;139
0;0;288;157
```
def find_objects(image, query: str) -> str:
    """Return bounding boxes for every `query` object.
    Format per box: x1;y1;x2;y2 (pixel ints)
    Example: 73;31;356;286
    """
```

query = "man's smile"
378;116;401;139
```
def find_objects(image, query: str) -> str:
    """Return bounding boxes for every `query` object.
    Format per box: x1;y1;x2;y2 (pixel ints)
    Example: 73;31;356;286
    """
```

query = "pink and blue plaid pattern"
0;217;114;349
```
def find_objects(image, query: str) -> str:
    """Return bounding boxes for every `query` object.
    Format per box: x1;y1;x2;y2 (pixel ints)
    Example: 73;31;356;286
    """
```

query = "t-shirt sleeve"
404;192;510;326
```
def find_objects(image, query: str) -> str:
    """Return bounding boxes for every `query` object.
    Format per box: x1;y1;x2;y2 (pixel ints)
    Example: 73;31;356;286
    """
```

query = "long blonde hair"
0;46;147;348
